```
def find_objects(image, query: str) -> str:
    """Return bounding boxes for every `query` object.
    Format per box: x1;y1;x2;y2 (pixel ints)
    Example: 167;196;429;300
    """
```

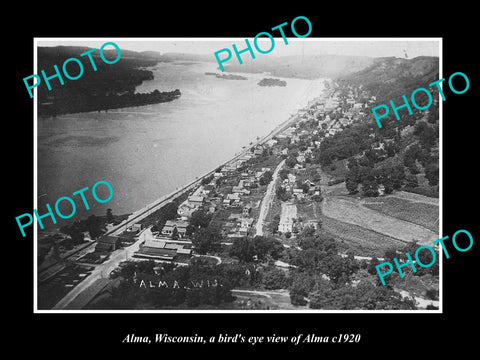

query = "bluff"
37;46;180;117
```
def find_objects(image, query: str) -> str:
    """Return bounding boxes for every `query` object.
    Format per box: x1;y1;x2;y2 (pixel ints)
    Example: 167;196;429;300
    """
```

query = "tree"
286;156;297;168
201;174;214;185
192;228;218;255
391;164;406;190
253;236;284;260
106;208;114;223
262;267;289;289
306;277;333;309
345;175;359;194
229;237;255;263
367;257;380;275
425;164;439;186
259;171;273;186
271;214;280;234
160;202;179;220
384;248;397;262
276;186;290;202
320;254;359;285
361;170;379;197
301;183;310;194
136;260;156;275
190;210;212;229
171;227;179;240
279;169;289;180
405;174;419;188
86;215;104;239
290;291;308;306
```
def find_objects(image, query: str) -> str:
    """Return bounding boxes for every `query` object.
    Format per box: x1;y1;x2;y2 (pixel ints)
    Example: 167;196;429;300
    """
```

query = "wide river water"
37;61;325;231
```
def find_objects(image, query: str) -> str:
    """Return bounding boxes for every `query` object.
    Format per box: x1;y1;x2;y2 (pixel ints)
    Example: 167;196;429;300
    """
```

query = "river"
37;60;325;231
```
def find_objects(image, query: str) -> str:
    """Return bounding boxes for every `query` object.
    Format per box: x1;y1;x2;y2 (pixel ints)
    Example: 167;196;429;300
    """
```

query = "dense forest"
315;56;440;198
36;46;181;116
258;78;287;87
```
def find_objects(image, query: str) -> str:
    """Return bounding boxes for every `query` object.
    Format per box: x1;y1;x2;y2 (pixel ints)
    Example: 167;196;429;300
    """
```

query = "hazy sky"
36;38;441;59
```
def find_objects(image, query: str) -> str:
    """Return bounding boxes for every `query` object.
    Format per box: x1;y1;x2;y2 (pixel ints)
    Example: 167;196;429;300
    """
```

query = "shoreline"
37;88;327;310
38;81;328;239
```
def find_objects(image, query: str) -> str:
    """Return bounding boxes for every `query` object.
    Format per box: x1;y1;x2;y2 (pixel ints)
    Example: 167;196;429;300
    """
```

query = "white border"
33;37;443;314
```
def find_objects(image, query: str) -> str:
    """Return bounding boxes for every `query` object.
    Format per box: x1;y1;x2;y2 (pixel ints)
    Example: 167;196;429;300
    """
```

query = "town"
37;76;440;311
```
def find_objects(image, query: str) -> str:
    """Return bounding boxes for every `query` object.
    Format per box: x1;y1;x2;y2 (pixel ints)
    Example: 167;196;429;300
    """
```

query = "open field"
322;196;438;245
321;216;406;257
362;196;439;232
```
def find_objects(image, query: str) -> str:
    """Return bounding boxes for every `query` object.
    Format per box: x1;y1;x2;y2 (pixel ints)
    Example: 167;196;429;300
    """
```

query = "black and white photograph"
33;38;442;312
7;7;478;354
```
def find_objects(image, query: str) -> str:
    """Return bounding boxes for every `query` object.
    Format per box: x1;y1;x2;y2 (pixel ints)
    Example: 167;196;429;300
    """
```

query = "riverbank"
39;89;181;117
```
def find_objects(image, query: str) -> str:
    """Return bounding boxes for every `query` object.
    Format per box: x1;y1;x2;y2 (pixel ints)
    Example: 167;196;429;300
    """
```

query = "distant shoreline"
38;89;181;118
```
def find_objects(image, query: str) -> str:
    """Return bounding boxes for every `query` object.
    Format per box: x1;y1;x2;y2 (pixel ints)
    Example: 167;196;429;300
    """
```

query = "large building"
95;236;121;252
278;203;297;233
134;236;192;261
161;219;189;238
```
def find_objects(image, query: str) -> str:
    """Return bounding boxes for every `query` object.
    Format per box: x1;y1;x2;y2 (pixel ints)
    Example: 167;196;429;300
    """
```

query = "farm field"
321;216;406;257
361;196;439;232
322;196;438;245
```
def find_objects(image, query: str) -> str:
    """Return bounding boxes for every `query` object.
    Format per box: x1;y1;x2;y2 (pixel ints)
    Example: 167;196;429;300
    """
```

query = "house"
228;213;242;222
242;204;252;216
239;218;254;236
293;188;305;199
254;145;264;155
188;195;205;207
287;173;296;183
208;205;216;213
378;184;386;196
126;223;142;232
177;201;197;218
95;236;121;252
296;154;306;163
161;219;189;238
266;139;278;147
227;193;241;203
232;180;244;193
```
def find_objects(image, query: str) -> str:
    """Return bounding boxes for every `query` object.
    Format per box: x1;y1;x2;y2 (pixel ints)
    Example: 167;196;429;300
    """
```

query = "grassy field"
321;216;406;257
362;196;439;232
322;196;437;245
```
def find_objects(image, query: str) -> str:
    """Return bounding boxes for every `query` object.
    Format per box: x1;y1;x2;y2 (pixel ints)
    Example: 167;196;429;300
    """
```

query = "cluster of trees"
276;186;291;202
258;170;273;186
283;227;416;309
60;214;106;241
344;121;438;197
41;89;181;117
320;58;440;198
150;202;180;233
307;279;416;310
88;261;240;309
314;124;372;167
369;241;439;279
37;46;180;117
229;236;284;263
345;157;406;196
